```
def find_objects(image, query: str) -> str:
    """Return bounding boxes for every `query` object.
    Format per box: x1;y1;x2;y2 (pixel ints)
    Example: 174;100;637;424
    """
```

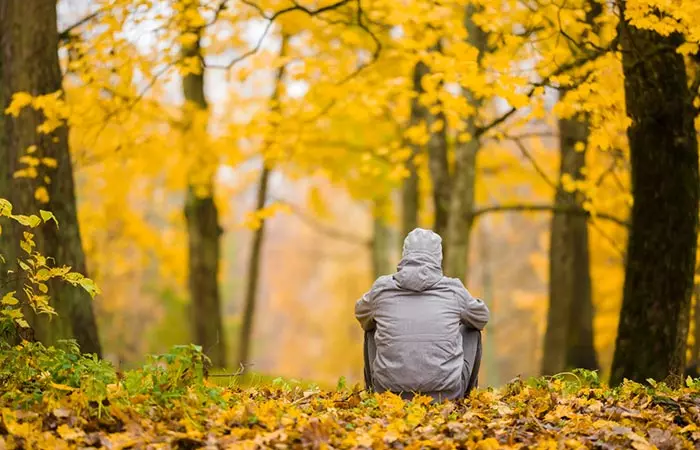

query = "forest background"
0;0;698;390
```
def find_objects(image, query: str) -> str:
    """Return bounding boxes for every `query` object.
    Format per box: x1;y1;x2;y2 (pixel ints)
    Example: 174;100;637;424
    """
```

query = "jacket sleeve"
355;286;377;331
455;282;490;330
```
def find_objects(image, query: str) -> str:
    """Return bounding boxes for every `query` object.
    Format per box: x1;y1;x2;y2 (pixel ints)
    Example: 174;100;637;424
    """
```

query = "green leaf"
18;260;31;272
1;291;19;305
39;210;58;227
336;376;347;391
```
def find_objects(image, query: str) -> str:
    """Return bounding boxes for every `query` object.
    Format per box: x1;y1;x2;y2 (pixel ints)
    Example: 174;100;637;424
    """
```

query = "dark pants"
363;326;483;398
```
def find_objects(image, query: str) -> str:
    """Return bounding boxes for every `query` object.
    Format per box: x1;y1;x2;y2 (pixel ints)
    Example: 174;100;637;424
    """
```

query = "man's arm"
455;283;490;330
355;288;376;331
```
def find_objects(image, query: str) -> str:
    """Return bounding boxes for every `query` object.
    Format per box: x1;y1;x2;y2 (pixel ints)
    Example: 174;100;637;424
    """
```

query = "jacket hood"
393;228;443;292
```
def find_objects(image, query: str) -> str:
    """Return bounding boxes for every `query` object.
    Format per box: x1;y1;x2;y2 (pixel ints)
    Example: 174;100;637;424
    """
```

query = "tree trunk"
423;43;451;240
238;166;269;372
542;112;598;375
372;198;393;279
181;23;226;368
692;281;700;365
444;5;485;281
400;62;427;242
542;0;602;375
427;101;450;241
237;36;288;371
610;4;699;386
0;0;101;355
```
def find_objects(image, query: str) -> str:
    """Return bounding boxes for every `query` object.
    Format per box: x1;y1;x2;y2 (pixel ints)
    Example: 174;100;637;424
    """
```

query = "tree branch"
272;198;371;246
470;203;629;228
59;10;103;42
474;38;618;138
505;134;557;190
209;0;356;70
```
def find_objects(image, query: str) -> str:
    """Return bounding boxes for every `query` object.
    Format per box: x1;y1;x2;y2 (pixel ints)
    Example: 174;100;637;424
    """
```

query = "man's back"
356;228;489;400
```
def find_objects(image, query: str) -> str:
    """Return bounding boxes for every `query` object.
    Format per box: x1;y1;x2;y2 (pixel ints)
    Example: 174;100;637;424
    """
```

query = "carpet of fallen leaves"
2;343;700;449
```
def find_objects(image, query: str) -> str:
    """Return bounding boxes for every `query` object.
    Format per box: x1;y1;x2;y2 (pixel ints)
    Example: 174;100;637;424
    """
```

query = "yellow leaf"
34;187;49;204
50;382;77;392
1;292;18;306
4;92;33;117
41;157;58;168
40;210;58;226
57;424;85;441
475;438;501;450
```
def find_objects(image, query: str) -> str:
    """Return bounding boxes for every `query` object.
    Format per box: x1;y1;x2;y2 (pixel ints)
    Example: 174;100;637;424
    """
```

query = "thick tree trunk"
372;198;393;279
0;0;101;354
182;26;226;368
610;5;699;386
444;6;485;281
237;37;288;371
542;112;598;374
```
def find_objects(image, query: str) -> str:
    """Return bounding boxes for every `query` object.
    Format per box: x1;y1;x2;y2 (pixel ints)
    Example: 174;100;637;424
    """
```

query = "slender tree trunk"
692;281;700;365
610;3;699;386
542;112;598;374
0;0;101;354
237;36;288;371
238;166;270;371
372;198;393;279
181;21;226;367
444;5;486;281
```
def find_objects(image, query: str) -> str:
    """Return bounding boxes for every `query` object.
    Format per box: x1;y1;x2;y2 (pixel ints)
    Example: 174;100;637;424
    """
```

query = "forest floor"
1;343;699;449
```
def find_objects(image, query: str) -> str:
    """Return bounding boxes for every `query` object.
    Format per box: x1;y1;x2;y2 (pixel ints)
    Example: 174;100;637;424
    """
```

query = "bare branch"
59;10;103;42
272;198;371;246
470;203;629;228
474;38;618;138
505;134;557;190
209;0;354;70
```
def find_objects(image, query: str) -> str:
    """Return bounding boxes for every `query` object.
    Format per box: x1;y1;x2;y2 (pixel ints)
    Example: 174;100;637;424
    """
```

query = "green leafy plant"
0;198;99;331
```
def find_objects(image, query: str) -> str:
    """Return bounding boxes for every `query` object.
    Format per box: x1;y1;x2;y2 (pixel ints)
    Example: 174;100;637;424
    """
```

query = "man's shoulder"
438;276;469;296
371;275;395;292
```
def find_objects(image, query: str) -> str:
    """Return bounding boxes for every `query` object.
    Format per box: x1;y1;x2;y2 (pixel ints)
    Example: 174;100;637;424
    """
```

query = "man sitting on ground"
355;228;490;401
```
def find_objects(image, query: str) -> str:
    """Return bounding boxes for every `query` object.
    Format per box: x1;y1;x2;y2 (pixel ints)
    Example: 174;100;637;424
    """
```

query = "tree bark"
610;3;699;386
542;0;602;375
692;281;700;365
181;23;226;368
541;112;598;374
427;97;450;241
372;198;393;279
237;36;288;371
238;166;269;372
444;5;486;281
0;0;101;354
400;62;427;242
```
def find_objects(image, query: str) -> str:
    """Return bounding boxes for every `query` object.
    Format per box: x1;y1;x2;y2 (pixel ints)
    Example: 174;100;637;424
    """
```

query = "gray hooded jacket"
355;228;489;399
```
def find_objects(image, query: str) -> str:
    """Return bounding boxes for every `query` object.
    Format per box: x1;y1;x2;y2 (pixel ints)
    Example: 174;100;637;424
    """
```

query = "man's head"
402;228;443;263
